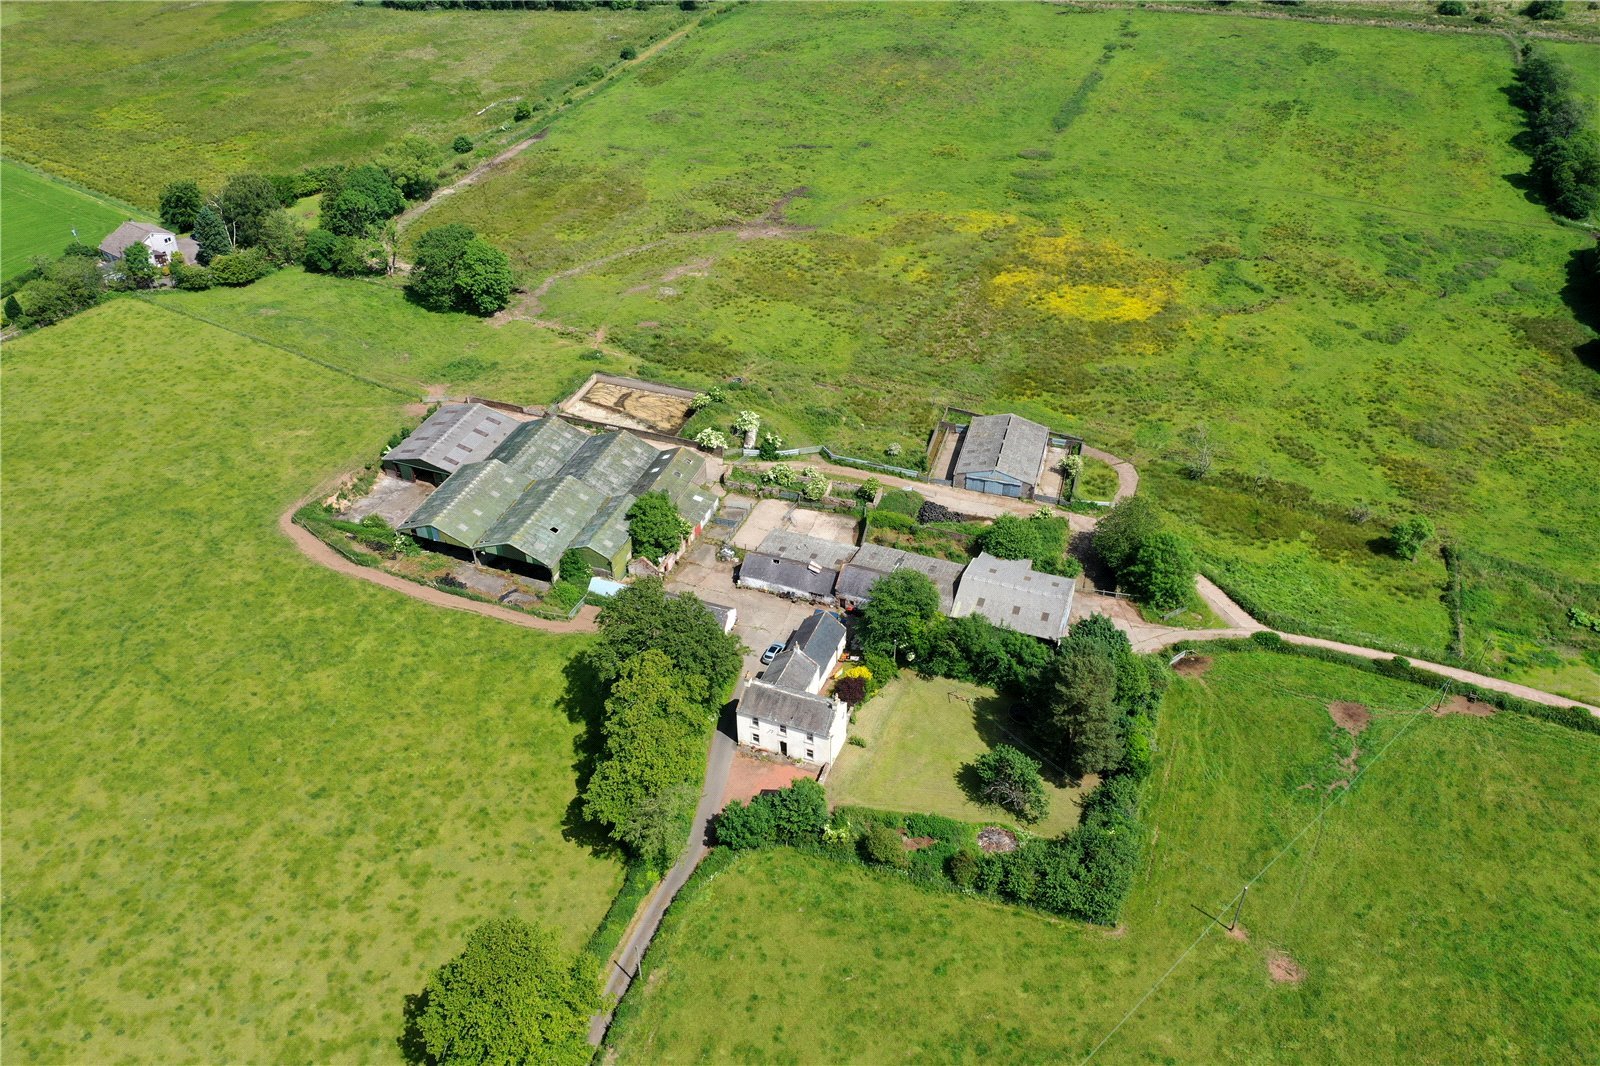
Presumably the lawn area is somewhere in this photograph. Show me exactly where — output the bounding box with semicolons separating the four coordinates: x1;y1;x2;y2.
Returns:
0;159;145;279
414;2;1600;695
827;676;1089;837
0;1;688;206
0;298;622;1062
607;650;1600;1063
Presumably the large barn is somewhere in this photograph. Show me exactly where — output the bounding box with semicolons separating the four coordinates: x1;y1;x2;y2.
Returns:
951;413;1051;499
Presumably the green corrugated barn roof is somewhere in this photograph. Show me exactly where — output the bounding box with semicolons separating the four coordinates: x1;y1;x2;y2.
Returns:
631;446;711;520
491;417;588;480
397;459;528;547
572;493;636;562
560;432;660;497
477;475;605;567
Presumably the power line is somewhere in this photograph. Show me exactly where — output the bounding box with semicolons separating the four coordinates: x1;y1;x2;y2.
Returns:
1078;640;1492;1065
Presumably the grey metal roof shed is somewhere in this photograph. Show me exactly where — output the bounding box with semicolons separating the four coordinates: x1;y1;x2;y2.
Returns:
384;403;519;482
950;551;1075;641
953;413;1050;495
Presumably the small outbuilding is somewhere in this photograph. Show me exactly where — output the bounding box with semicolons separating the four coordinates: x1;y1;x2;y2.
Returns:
836;543;965;613
736;554;840;602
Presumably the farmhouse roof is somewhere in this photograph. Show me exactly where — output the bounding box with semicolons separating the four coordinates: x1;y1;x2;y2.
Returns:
98;221;167;257
737;680;839;735
755;530;858;571
951;552;1075;641
560;431;661;497
837;543;964;612
385;403;519;477
791;609;846;664
763;645;821;692
397;459;527;545
491;417;587;480
737;554;839;598
954;413;1050;485
477;475;605;566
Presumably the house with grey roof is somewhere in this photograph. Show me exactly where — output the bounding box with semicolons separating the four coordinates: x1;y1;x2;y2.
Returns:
836;543;965;613
736;553;841;602
952;413;1051;500
950;552;1076;641
99;221;200;267
383;403;519;485
735;610;850;765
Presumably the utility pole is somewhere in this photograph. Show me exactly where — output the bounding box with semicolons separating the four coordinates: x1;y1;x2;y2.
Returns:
1229;885;1248;932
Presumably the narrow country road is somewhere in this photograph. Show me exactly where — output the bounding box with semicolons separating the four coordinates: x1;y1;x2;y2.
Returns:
588;726;735;1045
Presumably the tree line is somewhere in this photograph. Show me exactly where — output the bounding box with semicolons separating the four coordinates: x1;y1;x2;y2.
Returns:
1512;47;1600;221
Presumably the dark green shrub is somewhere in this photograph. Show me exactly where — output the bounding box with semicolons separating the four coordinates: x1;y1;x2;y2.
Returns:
172;262;215;291
1524;0;1565;18
947;850;980;888
715;798;777;849
860;823;909;867
620;45;638;60
1436;0;1466;13
208;247;275;286
513;100;533;121
558;549;593;587
767;779;828;843
452;135;474;154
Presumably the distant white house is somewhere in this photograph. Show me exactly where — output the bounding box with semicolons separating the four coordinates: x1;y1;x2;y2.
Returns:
98;221;200;267
735;610;850;765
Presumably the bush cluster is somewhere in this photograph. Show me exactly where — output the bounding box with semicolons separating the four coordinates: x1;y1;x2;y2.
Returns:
1093;496;1196;611
405;223;515;315
1512;48;1600;219
975;512;1080;576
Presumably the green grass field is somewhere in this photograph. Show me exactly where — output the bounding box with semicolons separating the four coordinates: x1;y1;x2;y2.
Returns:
408;2;1600;696
607;650;1600;1063
0;1;688;206
0;160;145;279
0;298;622;1062
828;676;1090;836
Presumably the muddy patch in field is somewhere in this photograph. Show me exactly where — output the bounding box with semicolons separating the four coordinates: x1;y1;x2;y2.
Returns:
1267;950;1306;984
901;833;937;851
1226;923;1250;942
1435;694;1496;718
1174;654;1213;678
1327;700;1371;735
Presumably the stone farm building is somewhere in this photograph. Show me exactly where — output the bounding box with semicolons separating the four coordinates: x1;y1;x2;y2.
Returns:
950;552;1076;641
99;221;200;268
736;610;850;765
390;406;715;581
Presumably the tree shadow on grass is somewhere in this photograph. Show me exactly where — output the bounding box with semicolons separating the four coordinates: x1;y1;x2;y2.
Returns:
556;652;624;858
967;692;1075;789
1561;243;1600;374
396;991;430;1066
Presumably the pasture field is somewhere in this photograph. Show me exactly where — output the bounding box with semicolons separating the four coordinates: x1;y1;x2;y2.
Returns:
413;3;1600;697
0;160;145;279
0;1;687;205
0;299;621;1062
607;650;1600;1064
827;676;1090;837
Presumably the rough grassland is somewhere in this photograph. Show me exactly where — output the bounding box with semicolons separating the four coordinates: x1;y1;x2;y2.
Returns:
827;676;1090;836
608;651;1600;1064
0;160;147;279
0;1;686;205
0;299;620;1063
416;3;1600;695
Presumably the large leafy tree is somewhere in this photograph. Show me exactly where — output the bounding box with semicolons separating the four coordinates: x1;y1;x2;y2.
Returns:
158;180;204;232
218;173;283;248
1092;494;1159;575
1124;530;1195;611
407;223;478;311
454;239;514;315
319;164;406;237
969;744;1050;822
582;650;708;869
378;134;444;201
191;205;231;265
120;239;156;289
626;491;691;563
587;578;742;702
858;568;940;660
413;917;598;1066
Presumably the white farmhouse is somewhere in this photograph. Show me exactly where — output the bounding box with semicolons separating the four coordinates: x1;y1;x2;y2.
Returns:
99;221;200;267
735;610;850;765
